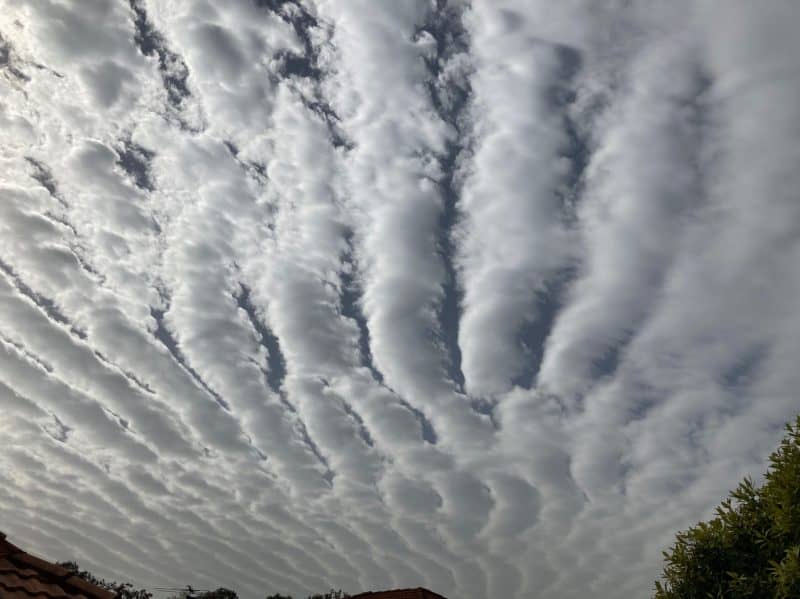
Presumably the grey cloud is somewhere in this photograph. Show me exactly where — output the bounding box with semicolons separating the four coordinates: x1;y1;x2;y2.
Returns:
2;1;800;599
80;60;135;108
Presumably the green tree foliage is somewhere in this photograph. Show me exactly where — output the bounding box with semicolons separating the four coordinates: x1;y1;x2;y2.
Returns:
654;415;800;598
58;561;153;599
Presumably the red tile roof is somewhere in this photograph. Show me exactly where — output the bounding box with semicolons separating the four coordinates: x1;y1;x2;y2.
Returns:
0;532;115;599
350;589;448;599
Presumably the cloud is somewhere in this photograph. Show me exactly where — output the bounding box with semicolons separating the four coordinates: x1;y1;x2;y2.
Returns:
1;1;799;599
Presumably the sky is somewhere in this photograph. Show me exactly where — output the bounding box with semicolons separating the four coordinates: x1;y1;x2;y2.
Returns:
0;1;799;598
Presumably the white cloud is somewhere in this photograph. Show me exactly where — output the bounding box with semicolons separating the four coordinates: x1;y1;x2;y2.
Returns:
1;1;799;599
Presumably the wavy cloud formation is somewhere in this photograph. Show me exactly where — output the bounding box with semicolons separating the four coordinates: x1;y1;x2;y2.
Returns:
1;1;799;598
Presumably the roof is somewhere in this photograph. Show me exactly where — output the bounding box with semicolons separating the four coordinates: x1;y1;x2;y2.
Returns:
0;532;115;599
350;589;448;599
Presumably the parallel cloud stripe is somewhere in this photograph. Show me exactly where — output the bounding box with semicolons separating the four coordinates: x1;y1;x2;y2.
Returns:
1;1;800;599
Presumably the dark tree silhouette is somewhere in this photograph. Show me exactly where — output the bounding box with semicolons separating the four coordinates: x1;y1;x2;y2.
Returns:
266;590;348;599
58;562;153;599
305;591;349;599
197;589;238;599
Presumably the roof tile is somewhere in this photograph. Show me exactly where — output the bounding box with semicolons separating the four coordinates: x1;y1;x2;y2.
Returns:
9;555;70;580
61;577;113;599
1;590;44;599
0;533;115;599
0;573;70;598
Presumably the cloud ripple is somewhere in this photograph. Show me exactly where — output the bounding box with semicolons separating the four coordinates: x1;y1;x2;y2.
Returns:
1;1;799;598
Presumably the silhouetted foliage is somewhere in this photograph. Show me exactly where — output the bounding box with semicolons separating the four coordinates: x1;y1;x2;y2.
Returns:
653;415;800;598
265;590;348;599
306;591;349;599
58;562;153;599
197;588;238;599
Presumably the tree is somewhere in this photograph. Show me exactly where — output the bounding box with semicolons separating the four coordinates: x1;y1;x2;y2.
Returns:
305;591;349;599
59;562;153;599
197;589;238;599
653;414;800;598
265;590;348;599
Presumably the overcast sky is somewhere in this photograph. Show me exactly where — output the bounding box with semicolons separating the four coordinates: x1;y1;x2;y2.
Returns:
1;1;799;598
